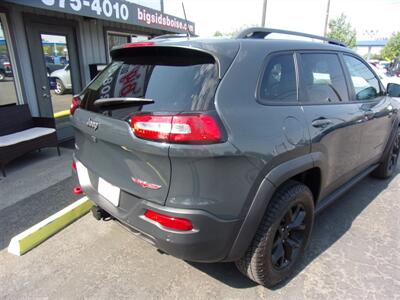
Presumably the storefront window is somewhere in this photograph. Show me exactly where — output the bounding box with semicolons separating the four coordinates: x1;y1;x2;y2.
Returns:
0;16;19;106
108;32;131;54
107;31;149;61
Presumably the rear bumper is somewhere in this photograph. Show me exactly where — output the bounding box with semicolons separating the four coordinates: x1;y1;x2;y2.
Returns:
82;183;241;263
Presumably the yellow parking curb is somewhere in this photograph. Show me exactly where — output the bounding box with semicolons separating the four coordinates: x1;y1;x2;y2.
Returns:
54;110;70;119
8;197;92;256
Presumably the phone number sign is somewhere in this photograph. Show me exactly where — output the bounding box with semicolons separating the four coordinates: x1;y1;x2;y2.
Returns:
4;0;195;34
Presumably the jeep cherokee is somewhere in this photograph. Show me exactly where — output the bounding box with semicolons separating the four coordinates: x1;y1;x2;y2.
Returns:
71;28;400;287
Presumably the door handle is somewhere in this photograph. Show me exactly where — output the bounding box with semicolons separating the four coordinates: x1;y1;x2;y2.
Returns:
311;118;333;128
363;110;374;120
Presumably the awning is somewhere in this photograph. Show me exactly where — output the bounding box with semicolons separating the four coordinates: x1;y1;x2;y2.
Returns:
3;0;195;34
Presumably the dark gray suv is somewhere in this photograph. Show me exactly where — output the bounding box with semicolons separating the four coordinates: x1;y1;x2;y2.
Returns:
71;28;400;287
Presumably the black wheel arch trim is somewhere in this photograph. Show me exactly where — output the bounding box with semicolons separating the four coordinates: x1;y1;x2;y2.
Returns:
225;153;317;261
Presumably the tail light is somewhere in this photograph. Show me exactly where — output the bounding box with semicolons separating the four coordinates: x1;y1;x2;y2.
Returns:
130;113;222;144
144;209;193;231
70;96;80;115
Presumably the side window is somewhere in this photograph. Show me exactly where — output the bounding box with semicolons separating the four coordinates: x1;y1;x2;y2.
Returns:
259;53;297;103
299;53;349;103
343;55;382;101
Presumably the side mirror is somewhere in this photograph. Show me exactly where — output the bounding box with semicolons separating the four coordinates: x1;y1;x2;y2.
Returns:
356;86;377;100
387;83;400;97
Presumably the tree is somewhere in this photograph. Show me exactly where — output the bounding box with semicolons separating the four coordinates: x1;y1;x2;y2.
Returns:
327;13;356;48
381;32;400;62
213;31;223;37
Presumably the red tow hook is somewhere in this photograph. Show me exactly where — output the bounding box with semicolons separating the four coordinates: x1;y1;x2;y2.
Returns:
72;161;82;195
73;185;82;195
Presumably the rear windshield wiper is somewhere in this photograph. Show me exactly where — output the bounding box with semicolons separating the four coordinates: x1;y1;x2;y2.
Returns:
93;97;154;107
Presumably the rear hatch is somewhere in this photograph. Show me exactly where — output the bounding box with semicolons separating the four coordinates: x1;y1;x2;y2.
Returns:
72;43;234;205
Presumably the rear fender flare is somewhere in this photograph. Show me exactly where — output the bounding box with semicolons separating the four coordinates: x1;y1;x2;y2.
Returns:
225;154;316;261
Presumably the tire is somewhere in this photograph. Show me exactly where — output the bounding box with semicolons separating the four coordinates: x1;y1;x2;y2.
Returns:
0;70;5;81
54;79;65;95
235;180;314;288
371;127;400;179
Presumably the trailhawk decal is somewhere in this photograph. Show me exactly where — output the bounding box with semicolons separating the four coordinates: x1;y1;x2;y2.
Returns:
132;177;162;190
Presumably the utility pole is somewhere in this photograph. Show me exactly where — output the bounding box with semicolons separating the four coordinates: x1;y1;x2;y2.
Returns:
160;0;164;12
323;0;331;37
261;0;268;27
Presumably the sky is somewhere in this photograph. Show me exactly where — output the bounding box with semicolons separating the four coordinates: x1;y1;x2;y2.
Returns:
163;0;400;40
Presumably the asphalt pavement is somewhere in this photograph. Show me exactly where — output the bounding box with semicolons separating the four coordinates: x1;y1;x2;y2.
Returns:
51;91;72;113
0;152;399;299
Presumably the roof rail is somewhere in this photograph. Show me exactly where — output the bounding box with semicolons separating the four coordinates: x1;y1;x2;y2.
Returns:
235;27;347;47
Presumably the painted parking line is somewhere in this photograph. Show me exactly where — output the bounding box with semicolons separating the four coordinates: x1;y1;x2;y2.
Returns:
54;109;70;119
8;196;92;256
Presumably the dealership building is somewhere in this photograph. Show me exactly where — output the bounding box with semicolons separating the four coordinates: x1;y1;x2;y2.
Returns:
0;0;194;140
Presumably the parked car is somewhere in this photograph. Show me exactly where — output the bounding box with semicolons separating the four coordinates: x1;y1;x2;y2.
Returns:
368;59;390;72
388;56;400;77
0;57;13;81
71;28;400;288
50;64;72;95
369;63;400;87
44;55;64;76
377;60;390;71
53;56;68;65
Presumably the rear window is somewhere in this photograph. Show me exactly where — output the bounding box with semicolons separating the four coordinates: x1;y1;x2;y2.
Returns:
259;53;297;103
80;49;219;118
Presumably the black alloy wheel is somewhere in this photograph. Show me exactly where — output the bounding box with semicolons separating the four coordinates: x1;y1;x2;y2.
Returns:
271;203;307;270
387;130;400;173
236;181;314;288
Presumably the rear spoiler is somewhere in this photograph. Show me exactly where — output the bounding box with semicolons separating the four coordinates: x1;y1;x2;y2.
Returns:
110;41;240;79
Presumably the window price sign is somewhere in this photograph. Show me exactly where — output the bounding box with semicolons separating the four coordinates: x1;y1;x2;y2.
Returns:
4;0;195;34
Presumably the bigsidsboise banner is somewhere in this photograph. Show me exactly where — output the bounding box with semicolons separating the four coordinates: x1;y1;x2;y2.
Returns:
4;0;195;34
137;8;194;34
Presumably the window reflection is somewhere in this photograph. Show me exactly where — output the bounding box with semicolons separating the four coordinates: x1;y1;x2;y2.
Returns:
41;34;72;114
0;18;18;106
343;55;381;101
